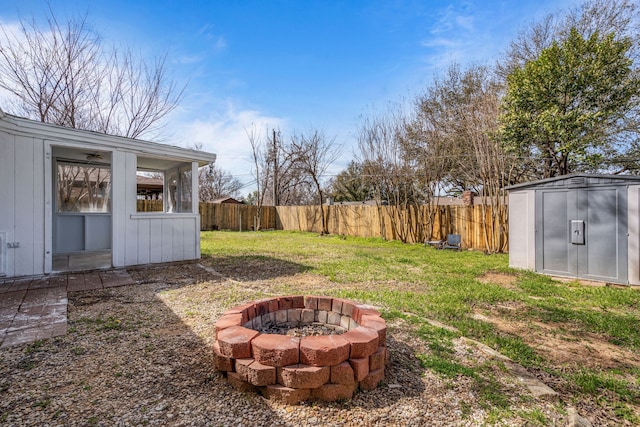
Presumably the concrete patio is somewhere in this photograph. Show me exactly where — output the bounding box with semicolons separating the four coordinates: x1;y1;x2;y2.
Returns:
0;269;135;348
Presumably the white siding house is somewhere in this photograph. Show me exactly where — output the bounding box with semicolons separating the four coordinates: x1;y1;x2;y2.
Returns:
0;109;216;278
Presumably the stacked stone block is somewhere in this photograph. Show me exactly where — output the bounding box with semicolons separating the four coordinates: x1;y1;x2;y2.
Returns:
213;295;388;404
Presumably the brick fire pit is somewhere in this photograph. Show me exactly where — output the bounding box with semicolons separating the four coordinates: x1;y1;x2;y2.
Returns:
212;295;388;404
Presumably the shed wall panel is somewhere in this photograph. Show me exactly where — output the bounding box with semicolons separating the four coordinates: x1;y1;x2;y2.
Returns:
136;219;151;265
161;218;174;263
13;136;44;276
185;217;196;260
538;190;574;276
172;218;184;261
32;140;45;274
628;186;640;285
192;216;200;259
149;219;163;263
124;152;138;266
111;150;127;268
43;142;52;274
582;188;621;280
14;136;37;276
508;190;535;270
0;133;15;277
0;232;6;276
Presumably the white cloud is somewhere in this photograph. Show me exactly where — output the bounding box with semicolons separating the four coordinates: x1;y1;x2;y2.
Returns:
418;4;497;75
173;103;288;190
418;0;579;77
455;15;474;32
429;5;473;35
178;54;204;64
0;19;33;47
421;37;461;49
196;23;227;52
213;36;227;51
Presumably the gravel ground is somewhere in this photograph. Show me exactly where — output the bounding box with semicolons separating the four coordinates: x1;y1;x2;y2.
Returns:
0;263;571;426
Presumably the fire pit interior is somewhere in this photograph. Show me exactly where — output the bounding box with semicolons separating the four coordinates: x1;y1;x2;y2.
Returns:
213;295;388;404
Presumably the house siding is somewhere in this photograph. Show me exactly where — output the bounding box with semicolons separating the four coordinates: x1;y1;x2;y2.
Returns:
0;131;16;277
0;112;213;278
0;132;47;277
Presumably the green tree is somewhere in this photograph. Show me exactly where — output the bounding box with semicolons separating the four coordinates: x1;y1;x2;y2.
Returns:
328;161;372;202
501;28;640;177
244;191;257;205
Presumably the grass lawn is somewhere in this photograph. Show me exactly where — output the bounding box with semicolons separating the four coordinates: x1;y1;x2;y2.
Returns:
202;230;640;425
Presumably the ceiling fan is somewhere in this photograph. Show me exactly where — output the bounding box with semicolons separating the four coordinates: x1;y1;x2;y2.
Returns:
85;152;104;161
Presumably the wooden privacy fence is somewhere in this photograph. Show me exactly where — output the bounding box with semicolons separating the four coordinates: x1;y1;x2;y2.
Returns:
199;203;278;231
275;204;508;252
135;201;279;231
138;201;508;251
136;199;163;212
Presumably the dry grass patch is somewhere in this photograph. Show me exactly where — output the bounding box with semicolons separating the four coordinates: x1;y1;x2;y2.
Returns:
478;271;518;289
474;310;640;371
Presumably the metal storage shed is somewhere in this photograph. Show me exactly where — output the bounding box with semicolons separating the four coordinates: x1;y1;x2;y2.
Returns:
507;174;640;285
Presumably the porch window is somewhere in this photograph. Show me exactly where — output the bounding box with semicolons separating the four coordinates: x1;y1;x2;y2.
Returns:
136;171;164;212
56;163;112;213
166;166;192;213
136;157;193;213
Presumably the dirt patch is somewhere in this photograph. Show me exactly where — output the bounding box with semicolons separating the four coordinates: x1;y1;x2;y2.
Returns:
474;310;640;370
477;271;518;289
201;255;310;281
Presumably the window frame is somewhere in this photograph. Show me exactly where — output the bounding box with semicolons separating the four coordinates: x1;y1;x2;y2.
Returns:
136;157;194;214
55;160;112;214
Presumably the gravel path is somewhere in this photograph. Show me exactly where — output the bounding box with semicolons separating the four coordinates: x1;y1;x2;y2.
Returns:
0;263;571;426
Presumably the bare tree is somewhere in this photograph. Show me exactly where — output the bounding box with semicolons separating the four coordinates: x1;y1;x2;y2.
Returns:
198;163;243;202
56;162;111;213
0;10;182;139
266;129;310;206
357;110;425;243
408;64;519;252
247;126;272;230
288;129;341;235
358;65;518;250
246;127;320;208
406;70;473;240
452;66;515;253
411;64;490;194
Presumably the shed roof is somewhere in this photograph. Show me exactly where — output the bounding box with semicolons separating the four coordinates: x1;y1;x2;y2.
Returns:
506;173;640;191
212;197;242;204
0;109;216;166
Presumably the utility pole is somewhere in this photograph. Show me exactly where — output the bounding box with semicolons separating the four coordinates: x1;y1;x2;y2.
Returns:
272;129;279;206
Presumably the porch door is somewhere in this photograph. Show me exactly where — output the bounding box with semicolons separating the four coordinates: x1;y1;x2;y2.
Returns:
53;158;112;253
535;187;627;283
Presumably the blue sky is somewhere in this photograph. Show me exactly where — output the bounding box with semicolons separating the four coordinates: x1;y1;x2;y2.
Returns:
0;0;576;193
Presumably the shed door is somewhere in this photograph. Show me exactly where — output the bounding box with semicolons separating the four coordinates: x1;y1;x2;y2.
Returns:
536;187;627;283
